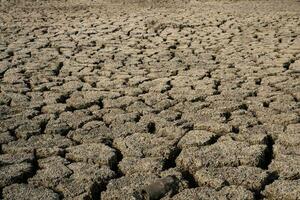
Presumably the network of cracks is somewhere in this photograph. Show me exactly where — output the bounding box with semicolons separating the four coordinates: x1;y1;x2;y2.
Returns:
0;0;300;199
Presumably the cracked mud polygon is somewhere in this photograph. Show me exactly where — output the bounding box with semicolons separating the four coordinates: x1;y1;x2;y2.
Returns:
0;0;300;199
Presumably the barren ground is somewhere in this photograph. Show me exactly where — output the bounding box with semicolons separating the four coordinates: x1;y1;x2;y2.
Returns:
0;0;300;199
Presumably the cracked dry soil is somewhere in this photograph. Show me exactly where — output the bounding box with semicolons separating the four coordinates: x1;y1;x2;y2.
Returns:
0;0;300;199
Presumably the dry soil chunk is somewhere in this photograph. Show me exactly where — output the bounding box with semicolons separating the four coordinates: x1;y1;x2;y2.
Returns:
42;103;67;114
263;180;300;200
286;124;300;134
178;130;216;149
59;110;95;129
219;132;268;145
45;119;71;135
194;121;232;135
118;157;164;175
277;133;300;147
57;162;115;199
29;156;72;188
114;132;176;158
101;173;160;200
169;185;254;200
0;152;34;165
68;162;115;185
2;134;74;158
15;121;42;139
269;112;299;126
176;140;267;173
2;183;60;200
269;154;300;180
0;162;33;187
62;80;83;92
195;166;269;191
0;131;15;144
273;143;300;156
67;121;111;143
66;91;102;109
66;91;120;110
0;93;11;105
66;143;117;167
56;178;96;199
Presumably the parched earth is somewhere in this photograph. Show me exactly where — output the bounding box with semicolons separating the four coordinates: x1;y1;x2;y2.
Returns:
0;0;300;199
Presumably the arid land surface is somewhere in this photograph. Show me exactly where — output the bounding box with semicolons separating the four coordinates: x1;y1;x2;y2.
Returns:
0;0;300;199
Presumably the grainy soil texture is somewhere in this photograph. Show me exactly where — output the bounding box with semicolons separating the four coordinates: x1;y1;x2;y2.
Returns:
0;0;300;199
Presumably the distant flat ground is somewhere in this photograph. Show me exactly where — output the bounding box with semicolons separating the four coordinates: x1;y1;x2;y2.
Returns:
0;0;300;199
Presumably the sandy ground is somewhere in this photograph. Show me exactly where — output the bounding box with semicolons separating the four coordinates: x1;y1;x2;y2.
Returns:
0;0;300;199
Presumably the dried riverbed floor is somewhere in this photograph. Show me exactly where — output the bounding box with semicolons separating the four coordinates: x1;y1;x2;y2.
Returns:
0;0;300;199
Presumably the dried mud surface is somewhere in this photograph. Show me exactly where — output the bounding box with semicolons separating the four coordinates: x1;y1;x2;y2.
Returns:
0;0;300;199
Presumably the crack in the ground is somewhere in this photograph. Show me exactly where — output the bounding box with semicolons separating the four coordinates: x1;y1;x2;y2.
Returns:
97;142;124;200
254;171;279;200
181;170;199;189
255;134;278;199
161;127;221;193
260;135;274;170
163;147;181;170
1;1;300;199
25;150;39;185
0;188;3;200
